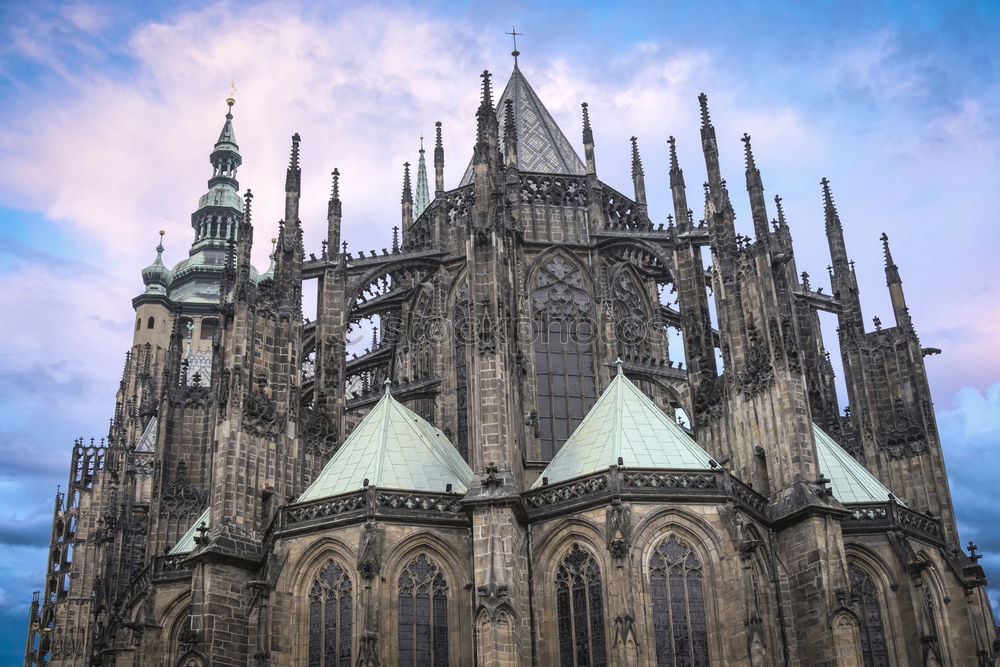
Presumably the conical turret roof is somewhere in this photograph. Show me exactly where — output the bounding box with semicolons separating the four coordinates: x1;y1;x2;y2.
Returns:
298;385;474;501
460;65;586;185
533;363;716;487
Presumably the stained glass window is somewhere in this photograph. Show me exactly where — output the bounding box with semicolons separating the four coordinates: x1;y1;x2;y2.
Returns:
307;559;353;667
531;256;597;459
398;553;449;666
555;544;607;667
649;535;710;667
848;564;889;667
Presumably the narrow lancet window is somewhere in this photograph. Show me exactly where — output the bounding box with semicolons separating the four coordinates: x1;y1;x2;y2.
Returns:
649;535;710;667
848;563;889;667
531;256;597;459
555;543;607;667
398;553;449;666
307;559;353;667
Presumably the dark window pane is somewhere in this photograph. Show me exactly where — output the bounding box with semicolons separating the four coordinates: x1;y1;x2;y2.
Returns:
650;536;710;667
556;544;606;667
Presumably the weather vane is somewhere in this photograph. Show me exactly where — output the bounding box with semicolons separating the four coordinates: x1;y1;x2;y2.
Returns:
227;79;237;107
506;26;522;65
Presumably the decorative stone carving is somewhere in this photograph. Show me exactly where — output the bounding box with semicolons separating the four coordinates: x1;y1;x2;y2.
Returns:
740;323;773;398
242;379;284;438
531;256;591;319
605;501;632;559
613;613;637;647
300;405;338;457
160;467;206;519
357;521;384;580
878;399;927;458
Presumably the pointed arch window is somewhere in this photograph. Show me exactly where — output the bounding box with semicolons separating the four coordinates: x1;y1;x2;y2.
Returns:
531;256;598;459
555;543;607;667
398;553;449;666
848;563;889;667
649;535;710;667
308;559;353;667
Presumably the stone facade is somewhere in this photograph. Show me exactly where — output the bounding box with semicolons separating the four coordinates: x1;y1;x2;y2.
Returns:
23;61;998;667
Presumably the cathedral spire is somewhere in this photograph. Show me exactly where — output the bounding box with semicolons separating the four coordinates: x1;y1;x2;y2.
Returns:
474;70;498;167
415;137;430;217
401;162;413;228
630;136;647;214
881;232;901;286
189;98;244;253
434;121;445;194
582;102;596;175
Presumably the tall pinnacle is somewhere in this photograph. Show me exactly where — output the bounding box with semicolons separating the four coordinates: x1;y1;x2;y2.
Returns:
582;102;596;175
415;137;430;217
503;99;518;169
630;136;646;209
434;121;445;193
821;177;841;233
401;162;413;228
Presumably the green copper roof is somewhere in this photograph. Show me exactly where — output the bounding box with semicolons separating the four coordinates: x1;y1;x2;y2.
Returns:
533;364;715;488
460;65;586;186
169;508;208;554
813;425;900;505
298;386;474;502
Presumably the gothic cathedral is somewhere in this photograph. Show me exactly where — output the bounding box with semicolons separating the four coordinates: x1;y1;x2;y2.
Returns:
23;56;999;666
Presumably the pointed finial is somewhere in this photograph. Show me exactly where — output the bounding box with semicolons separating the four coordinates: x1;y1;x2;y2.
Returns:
156;229;165;255
480;70;493;109
419;135;424;152
225;83;235;118
330;168;340;201
774;194;787;227
402;162;412;204
698;93;711;128
504;99;517;139
741;133;757;171
384;378;392;395
615;357;623;376
668;136;679;171
243;189;253;221
435;121;443;149
821;177;841;230
630;136;643;177
881;232;901;284
392;226;399;252
581;102;593;142
289;133;301;169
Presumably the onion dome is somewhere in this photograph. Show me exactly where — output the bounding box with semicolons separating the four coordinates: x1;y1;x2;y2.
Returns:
141;230;172;294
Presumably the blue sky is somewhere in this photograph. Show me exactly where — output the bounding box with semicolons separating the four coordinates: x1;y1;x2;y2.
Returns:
1;0;999;663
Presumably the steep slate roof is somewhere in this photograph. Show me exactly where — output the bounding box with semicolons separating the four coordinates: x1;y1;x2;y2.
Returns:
814;425;900;505
533;364;716;488
459;65;586;185
298;386;475;501
169;508;208;555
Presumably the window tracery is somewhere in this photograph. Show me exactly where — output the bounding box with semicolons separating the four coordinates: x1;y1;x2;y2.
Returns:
555;543;607;667
848;564;889;667
307;559;353;667
531;256;597;459
611;268;651;360
398;553;449;666
649;535;710;667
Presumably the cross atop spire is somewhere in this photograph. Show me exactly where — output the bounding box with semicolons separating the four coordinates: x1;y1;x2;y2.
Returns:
506;26;522;66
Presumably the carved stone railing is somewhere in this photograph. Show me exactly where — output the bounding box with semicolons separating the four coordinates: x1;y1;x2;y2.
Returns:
729;476;770;519
519;173;589;207
524;467;727;519
278;486;467;536
842;501;944;544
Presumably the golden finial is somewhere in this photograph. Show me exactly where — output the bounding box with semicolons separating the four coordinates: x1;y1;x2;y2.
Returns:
226;79;237;108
